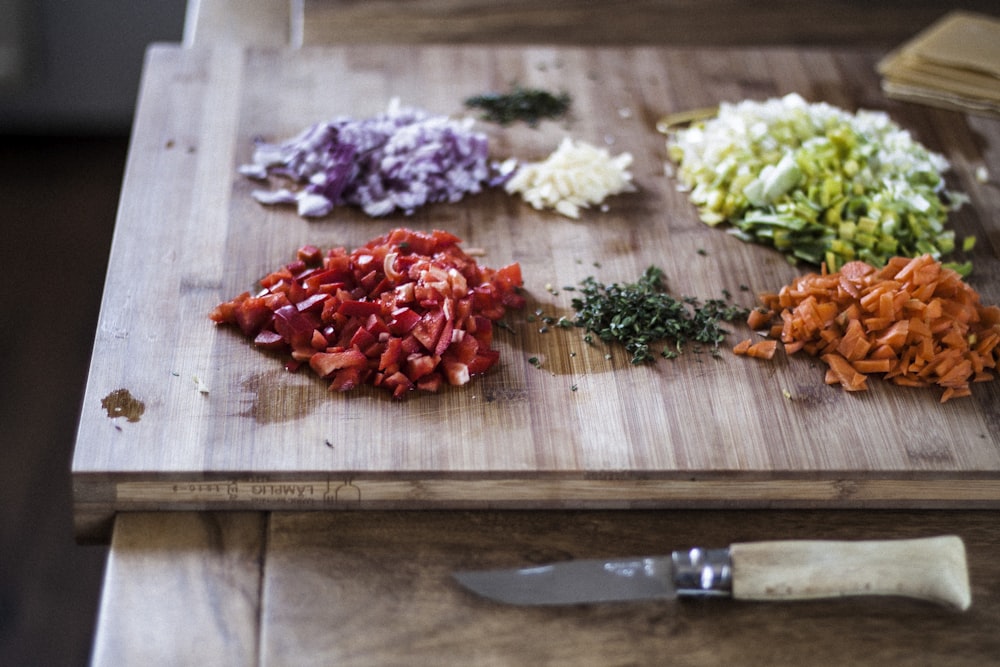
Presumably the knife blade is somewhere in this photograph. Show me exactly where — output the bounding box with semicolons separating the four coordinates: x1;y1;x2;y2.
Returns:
453;535;971;610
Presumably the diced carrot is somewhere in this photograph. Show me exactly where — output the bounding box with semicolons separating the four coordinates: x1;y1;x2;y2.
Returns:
892;254;927;283
859;283;888;313
737;253;1000;402
783;340;805;354
940;387;972;403
840;260;875;282
868;344;897;360
875;320;909;349
822;353;868;391
940;329;967;350
733;339;752;355
937;358;972;387
746;340;778;359
908;317;932;340
977;332;999;357
878;291;895;320
852;359;891;374
836;318;871;361
891;375;929;387
746;308;772;331
862;317;893;332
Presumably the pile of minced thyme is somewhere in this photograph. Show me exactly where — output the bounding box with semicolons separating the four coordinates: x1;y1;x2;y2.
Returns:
464;85;571;126
570;266;748;363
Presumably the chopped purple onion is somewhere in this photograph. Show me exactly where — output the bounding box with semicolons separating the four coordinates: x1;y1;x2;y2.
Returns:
241;99;497;218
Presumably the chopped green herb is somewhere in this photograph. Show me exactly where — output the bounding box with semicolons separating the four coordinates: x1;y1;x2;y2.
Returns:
528;356;542;368
464;85;571;126
570;266;749;364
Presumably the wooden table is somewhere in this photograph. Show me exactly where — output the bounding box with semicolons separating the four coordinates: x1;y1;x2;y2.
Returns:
85;2;1000;664
92;509;999;666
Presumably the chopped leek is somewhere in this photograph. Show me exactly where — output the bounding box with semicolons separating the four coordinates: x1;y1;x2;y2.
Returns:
667;93;970;273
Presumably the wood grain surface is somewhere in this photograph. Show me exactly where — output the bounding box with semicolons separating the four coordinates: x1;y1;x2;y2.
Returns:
90;512;265;666
71;44;1000;538
298;0;1000;48
91;509;1000;667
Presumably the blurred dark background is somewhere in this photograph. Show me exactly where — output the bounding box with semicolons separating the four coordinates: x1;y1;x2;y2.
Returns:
1;2;186;664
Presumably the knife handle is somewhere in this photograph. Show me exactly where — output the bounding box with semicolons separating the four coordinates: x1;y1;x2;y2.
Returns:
729;535;971;610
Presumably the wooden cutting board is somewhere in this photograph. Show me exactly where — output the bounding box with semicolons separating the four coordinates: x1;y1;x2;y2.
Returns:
72;44;1000;539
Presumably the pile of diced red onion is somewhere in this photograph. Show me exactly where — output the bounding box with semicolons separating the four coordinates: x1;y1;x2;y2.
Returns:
239;99;500;218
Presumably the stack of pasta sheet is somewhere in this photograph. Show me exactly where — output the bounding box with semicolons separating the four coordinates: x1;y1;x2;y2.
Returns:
878;11;1000;118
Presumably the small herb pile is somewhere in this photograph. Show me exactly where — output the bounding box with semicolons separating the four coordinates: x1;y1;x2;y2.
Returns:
571;266;748;364
464;86;571;126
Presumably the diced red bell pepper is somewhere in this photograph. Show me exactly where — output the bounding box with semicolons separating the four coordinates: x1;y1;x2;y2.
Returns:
259;266;294;290
442;360;470;386
338;299;382;318
446;330;480;364
434;316;455;356
334;317;364;349
493;263;523;291
405;353;440;381
304;269;346;292
329;366;364;392
310;348;368;379
379;336;403;372
467;349;500;376
253;329;285;350
349;324;378;352
311;329;329;350
211;228;525;399
412;310;445;352
297;244;323;266
296;293;328;314
235;296;272;336
322;253;352;278
416;373;443;393
400;334;424;356
273;304;319;348
382;371;414;399
388;307;421;335
364;313;390;337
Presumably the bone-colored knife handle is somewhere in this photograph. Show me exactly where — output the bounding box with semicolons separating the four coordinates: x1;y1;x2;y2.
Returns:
729;536;971;610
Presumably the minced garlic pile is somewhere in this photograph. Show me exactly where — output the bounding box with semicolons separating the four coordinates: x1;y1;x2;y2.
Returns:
504;137;634;219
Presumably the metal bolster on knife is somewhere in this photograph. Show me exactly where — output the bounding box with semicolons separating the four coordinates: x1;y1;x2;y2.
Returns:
672;547;733;597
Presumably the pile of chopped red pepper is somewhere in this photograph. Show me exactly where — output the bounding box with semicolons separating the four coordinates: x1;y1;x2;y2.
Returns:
209;228;525;398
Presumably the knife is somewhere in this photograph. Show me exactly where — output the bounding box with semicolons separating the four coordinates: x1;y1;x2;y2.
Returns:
453;535;971;610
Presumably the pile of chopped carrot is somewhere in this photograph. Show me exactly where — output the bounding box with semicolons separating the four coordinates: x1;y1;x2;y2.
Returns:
734;254;1000;402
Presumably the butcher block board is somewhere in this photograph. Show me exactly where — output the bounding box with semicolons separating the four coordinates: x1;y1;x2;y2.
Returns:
72;44;1000;538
